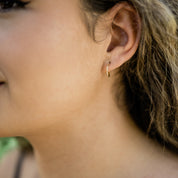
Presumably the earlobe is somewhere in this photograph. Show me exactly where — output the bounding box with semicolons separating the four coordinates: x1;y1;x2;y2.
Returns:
103;2;141;73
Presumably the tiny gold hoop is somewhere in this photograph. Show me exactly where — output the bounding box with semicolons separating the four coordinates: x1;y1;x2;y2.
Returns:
106;61;111;78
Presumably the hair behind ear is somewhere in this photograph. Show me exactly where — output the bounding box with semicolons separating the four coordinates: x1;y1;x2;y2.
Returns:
80;0;178;154
116;0;178;153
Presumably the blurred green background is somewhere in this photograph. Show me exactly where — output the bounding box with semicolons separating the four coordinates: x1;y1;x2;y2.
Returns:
0;137;19;160
0;137;33;161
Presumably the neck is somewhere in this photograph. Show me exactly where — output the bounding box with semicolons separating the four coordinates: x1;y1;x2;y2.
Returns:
25;79;178;178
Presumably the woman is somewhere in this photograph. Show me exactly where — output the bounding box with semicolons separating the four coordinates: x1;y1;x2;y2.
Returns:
0;0;177;177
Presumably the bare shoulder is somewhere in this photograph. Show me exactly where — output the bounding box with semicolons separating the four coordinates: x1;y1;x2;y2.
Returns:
0;148;20;178
0;148;39;178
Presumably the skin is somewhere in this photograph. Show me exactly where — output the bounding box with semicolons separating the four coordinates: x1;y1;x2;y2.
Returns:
0;0;178;178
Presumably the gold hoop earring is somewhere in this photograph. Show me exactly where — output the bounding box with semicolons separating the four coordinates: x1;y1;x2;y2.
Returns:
106;61;111;78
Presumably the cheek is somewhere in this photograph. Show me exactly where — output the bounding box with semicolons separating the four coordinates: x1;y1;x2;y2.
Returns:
0;13;101;135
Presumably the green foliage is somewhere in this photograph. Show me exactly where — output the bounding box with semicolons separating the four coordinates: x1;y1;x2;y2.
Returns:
15;137;33;153
0;137;19;160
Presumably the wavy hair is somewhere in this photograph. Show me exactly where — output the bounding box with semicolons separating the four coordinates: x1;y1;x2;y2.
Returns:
79;0;178;153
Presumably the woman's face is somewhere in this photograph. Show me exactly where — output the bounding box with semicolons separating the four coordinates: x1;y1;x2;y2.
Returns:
0;0;108;136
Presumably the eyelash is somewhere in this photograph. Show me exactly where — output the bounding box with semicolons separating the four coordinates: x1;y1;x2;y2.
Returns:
0;0;30;13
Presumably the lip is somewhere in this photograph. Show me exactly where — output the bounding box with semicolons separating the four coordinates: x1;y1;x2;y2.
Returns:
0;71;6;86
0;81;5;86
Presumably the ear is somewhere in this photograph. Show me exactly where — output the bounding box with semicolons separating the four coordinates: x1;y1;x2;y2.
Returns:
101;2;141;74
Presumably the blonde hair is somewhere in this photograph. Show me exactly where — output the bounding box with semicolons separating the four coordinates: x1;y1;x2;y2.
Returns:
80;0;178;153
